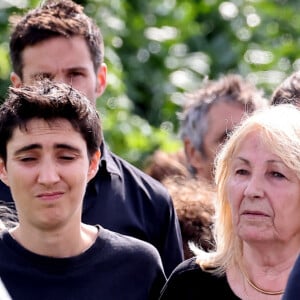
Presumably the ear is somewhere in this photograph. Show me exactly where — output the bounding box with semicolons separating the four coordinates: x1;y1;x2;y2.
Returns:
87;149;101;182
183;138;205;175
0;159;9;187
95;63;107;97
10;72;23;88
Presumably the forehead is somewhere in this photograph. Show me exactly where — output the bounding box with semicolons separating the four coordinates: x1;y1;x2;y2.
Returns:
22;36;93;73
8;118;84;146
231;131;277;160
20;118;74;132
208;101;245;124
205;101;245;141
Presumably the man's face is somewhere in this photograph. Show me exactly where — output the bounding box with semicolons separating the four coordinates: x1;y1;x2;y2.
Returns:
0;118;99;230
11;36;107;106
188;101;245;182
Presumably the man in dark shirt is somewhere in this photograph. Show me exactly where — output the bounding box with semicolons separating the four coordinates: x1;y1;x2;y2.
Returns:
4;0;183;276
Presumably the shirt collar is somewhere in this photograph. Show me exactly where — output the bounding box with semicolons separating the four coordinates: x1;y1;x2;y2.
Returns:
86;142;121;196
99;142;121;177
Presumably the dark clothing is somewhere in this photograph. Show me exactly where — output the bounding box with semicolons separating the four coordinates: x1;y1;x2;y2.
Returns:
0;143;183;276
159;257;241;299
282;253;300;299
0;227;166;300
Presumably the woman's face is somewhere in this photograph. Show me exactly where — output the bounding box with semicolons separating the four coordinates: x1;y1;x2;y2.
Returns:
227;131;300;244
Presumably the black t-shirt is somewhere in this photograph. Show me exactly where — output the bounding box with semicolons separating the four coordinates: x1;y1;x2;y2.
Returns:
0;142;183;276
0;227;166;300
159;257;241;299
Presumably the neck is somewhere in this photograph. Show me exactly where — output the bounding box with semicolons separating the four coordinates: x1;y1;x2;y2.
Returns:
10;223;98;257
243;240;300;265
240;267;284;296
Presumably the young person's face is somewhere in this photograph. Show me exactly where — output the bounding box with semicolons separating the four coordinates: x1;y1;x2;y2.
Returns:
0;118;100;230
11;36;107;106
227;131;300;245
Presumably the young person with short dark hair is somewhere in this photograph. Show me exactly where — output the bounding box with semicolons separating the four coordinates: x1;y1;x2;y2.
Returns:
0;81;166;300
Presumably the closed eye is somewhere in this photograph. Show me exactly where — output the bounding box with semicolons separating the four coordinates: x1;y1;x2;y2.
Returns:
68;70;86;79
19;157;36;162
59;155;76;161
71;71;84;76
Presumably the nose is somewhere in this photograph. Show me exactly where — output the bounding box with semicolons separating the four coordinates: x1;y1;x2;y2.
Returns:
243;174;264;199
37;159;60;186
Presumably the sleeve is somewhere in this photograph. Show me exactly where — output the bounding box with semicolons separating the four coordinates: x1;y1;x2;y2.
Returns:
159;192;184;277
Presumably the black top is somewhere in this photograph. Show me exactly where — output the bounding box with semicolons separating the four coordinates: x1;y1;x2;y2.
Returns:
0;142;183;276
0;227;166;300
159;257;241;299
282;253;300;299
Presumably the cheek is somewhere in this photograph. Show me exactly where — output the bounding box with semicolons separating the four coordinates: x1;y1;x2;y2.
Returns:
279;189;300;218
6;164;33;184
69;80;87;93
68;163;91;186
226;178;243;212
275;196;300;239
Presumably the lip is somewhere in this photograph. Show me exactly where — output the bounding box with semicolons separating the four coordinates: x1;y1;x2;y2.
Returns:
242;210;269;217
36;192;64;201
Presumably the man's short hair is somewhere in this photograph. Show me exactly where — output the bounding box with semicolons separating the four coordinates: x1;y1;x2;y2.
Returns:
9;0;104;78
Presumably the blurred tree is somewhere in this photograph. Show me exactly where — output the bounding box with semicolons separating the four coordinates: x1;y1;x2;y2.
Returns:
1;0;300;167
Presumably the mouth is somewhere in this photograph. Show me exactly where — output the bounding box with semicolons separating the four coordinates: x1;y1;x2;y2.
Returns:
36;192;64;201
242;210;269;217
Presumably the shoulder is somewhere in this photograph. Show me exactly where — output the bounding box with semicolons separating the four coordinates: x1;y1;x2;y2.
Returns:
99;227;162;263
168;257;227;284
0;230;10;244
159;257;203;299
103;147;172;202
0;230;18;259
167;257;202;279
282;254;300;299
159;257;240;299
0;231;6;244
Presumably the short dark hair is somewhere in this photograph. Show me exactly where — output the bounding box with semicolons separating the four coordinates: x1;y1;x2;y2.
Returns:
0;80;102;163
9;0;104;78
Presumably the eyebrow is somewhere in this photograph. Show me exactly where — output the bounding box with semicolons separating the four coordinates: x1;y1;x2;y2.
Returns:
30;67;88;79
234;157;247;162
233;157;284;165
14;143;81;156
66;67;88;72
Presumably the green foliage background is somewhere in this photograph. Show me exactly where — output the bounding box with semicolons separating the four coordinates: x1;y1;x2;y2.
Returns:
1;0;299;168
